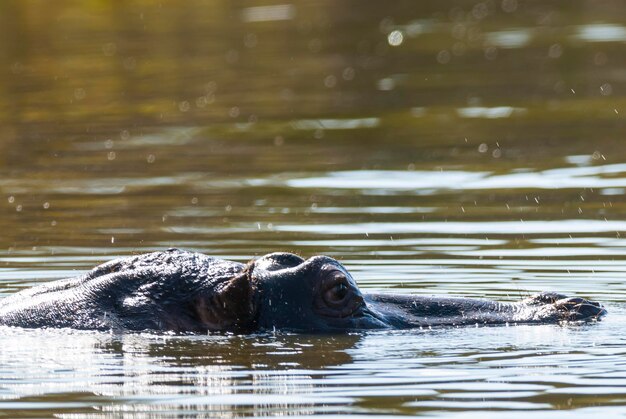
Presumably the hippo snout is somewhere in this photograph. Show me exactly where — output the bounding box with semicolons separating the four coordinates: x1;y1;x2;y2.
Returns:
524;292;607;322
555;297;607;321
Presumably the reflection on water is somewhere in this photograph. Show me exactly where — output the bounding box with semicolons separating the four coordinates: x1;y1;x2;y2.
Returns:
279;164;626;191
457;106;526;118
2;0;626;416
574;23;626;42
0;314;625;416
485;29;533;48
291;118;381;130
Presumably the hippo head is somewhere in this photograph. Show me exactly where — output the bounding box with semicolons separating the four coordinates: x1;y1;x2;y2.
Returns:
248;252;389;332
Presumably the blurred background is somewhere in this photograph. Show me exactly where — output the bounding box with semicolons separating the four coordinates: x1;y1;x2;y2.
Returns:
2;1;626;416
3;0;626;294
2;0;626;298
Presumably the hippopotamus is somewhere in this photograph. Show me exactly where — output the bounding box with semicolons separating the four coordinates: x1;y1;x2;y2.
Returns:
0;249;606;333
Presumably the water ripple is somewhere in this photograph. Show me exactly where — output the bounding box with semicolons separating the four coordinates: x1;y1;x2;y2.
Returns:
278;164;626;192
275;220;626;235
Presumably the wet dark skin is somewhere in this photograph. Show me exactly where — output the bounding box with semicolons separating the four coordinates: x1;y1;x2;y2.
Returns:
0;249;607;333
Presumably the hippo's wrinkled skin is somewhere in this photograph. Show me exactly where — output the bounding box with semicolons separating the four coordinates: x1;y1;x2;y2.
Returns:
0;249;606;333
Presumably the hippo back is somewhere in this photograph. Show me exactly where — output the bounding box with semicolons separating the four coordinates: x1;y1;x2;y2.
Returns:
0;249;246;332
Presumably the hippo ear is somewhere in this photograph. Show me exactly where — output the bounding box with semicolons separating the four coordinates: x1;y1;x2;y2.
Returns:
194;265;257;332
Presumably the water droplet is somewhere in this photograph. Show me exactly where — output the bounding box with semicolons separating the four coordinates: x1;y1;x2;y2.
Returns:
600;83;613;96
387;30;404;46
472;2;489;19
484;47;497;60
501;0;518;13
74;88;86;100
196;96;208;108
102;43;117;56
178;101;191;112
548;43;563;58
43;202;50;209
205;81;217;93
123;57;136;70
437;50;451;64
146;154;156;163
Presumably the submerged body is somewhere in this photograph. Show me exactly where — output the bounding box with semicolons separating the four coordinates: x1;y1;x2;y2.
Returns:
0;249;606;333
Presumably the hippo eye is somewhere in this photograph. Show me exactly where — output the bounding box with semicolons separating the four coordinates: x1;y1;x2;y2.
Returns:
334;283;348;299
314;271;363;318
324;280;350;305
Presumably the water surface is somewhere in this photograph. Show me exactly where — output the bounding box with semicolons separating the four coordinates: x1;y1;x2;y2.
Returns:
1;0;626;417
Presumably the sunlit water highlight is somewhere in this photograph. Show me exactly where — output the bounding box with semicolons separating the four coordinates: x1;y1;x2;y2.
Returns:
0;312;624;417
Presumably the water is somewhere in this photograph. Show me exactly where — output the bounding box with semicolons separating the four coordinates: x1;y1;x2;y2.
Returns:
2;0;626;417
